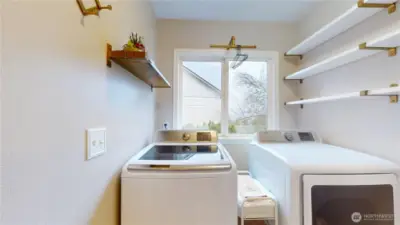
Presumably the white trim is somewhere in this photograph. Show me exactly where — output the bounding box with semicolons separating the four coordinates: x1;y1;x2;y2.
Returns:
172;51;182;128
173;49;280;132
221;58;229;135
268;52;280;130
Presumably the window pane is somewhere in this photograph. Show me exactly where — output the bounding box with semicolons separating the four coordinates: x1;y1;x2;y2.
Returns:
228;61;268;134
181;61;222;133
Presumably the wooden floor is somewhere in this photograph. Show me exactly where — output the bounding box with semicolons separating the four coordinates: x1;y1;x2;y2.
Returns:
238;217;266;225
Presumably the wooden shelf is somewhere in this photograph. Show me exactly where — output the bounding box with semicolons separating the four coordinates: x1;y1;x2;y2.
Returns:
106;44;171;89
285;0;397;56
285;26;400;80
285;84;400;107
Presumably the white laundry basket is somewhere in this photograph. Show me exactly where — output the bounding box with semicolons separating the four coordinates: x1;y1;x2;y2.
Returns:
238;171;278;225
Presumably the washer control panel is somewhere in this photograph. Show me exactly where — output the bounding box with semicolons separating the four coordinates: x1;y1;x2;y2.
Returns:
156;130;218;143
257;130;320;143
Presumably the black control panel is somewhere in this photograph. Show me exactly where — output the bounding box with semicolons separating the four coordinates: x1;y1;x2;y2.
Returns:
298;132;314;141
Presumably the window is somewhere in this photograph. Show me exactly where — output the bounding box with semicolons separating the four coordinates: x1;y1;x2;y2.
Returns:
228;61;268;134
181;61;222;130
174;49;279;136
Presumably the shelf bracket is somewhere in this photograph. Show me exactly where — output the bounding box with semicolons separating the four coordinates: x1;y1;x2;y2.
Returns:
300;98;304;109
360;90;369;96
284;102;303;108
284;53;303;60
360;83;399;103
76;0;99;16
210;36;257;50
357;0;397;14
106;44;112;67
388;83;399;103
95;0;112;11
284;77;303;84
359;42;397;57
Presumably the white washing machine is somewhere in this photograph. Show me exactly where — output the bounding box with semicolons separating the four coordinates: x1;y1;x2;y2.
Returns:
121;130;237;225
249;130;400;225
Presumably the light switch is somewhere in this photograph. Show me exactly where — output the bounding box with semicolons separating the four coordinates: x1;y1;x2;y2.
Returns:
86;128;107;160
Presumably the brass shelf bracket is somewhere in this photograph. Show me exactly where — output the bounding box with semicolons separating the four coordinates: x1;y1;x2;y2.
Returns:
95;0;112;11
389;83;399;103
77;0;99;16
360;83;399;103
359;42;397;57
358;0;397;14
210;36;257;50
360;90;369;96
106;44;112;67
284;53;303;60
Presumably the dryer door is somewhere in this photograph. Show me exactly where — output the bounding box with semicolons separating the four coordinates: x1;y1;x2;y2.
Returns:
303;174;398;225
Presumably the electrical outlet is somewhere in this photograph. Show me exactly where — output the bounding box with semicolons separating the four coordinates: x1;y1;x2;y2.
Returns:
163;121;169;130
86;128;107;160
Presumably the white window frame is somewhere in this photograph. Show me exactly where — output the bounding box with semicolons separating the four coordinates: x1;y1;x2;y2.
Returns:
173;49;280;136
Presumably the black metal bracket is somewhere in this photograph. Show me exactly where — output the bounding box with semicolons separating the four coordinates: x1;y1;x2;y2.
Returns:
300;98;304;109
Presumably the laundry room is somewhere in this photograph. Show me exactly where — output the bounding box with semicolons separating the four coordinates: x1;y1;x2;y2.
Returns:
0;0;399;225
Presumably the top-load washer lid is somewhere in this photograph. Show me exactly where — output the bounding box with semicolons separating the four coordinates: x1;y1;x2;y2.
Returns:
251;130;400;173
140;145;222;161
128;144;232;171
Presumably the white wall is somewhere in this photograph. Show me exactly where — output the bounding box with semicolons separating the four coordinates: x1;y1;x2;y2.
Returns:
295;3;400;164
155;19;299;131
297;1;354;41
1;1;157;225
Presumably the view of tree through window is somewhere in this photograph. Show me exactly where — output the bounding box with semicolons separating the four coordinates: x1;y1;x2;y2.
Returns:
229;61;268;134
181;61;267;134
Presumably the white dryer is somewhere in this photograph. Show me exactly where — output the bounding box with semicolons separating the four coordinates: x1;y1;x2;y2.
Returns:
121;130;237;225
249;130;400;225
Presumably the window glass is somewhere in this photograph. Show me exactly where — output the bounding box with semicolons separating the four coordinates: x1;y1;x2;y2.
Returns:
181;61;222;133
228;61;268;134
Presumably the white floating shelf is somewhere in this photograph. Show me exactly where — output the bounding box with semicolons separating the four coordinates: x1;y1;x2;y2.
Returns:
286;0;397;56
285;27;400;80
285;85;400;106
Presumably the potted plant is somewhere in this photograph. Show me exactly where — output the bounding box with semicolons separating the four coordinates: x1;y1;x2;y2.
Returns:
123;33;145;52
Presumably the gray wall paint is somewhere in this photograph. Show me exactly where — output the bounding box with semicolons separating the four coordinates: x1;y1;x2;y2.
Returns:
1;1;157;224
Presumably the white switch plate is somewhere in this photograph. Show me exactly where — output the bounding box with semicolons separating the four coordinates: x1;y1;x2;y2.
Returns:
86;128;107;160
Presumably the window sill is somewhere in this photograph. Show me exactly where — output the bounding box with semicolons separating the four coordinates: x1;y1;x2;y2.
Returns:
218;135;254;145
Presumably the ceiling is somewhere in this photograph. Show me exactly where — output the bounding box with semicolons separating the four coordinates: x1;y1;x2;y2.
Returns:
150;0;323;22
